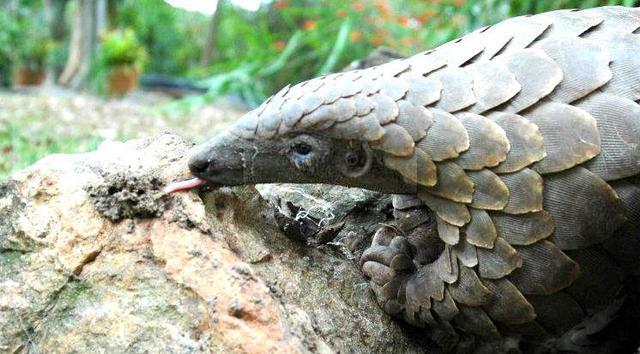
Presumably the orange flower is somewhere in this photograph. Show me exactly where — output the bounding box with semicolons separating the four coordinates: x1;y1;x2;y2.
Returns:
371;35;384;46
274;40;286;51
351;2;365;12
417;10;436;24
350;31;362;42
453;0;464;7
401;37;414;47
336;8;348;17
398;16;410;27
375;1;391;17
303;20;317;31
274;0;288;9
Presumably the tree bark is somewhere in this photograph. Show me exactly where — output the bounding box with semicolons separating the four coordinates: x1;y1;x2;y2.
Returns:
44;0;70;78
58;0;107;87
200;0;223;68
44;0;69;41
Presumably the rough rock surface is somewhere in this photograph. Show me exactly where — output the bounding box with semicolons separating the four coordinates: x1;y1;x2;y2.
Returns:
0;134;429;353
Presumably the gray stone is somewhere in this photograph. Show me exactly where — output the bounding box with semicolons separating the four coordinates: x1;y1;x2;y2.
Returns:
0;134;429;353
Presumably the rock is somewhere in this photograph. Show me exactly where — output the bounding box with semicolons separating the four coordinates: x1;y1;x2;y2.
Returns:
0;134;429;353
255;184;392;247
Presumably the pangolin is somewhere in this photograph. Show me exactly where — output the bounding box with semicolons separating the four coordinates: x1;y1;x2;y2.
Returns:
175;6;640;352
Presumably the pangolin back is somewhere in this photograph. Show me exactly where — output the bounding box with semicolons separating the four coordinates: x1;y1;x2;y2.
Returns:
230;6;640;350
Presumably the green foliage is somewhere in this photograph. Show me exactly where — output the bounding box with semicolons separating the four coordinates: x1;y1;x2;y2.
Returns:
0;13;20;61
17;29;55;71
13;6;52;70
2;0;640;100
172;2;374;110
88;29;148;95
99;29;148;71
0;12;20;86
48;39;69;70
180;0;639;109
114;0;208;75
0;4;52;81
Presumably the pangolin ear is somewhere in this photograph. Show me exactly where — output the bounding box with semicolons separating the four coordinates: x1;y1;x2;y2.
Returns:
337;142;373;178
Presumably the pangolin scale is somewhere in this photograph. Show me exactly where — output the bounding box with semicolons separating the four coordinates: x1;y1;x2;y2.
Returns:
185;6;640;352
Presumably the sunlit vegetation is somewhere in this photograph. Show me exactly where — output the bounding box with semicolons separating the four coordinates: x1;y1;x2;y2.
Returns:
1;0;638;178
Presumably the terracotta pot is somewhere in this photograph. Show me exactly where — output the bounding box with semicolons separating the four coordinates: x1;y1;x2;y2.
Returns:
107;66;139;96
13;66;45;86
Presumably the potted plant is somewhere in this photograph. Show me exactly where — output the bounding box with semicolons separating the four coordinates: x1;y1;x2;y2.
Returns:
12;25;52;86
99;29;148;96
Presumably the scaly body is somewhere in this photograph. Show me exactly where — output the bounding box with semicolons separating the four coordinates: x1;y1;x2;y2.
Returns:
184;6;640;352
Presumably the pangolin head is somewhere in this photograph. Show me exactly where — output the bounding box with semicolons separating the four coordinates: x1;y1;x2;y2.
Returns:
188;62;424;194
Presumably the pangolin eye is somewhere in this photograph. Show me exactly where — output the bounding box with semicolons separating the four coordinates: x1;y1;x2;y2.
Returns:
293;143;313;156
344;151;361;167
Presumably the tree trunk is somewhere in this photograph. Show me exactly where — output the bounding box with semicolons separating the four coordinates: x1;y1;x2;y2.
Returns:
200;0;223;68
58;0;108;88
44;0;70;78
44;0;69;41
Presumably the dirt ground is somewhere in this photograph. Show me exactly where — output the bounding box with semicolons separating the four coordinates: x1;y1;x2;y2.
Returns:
0;86;246;177
0;86;246;143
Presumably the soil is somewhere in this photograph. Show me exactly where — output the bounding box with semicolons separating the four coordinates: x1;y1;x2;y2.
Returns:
0;85;245;143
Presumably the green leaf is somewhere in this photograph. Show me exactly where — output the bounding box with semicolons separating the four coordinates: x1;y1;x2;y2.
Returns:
258;31;304;77
317;19;351;75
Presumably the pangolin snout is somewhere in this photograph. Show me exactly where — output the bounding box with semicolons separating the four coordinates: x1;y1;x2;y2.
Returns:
188;150;211;176
187;131;251;186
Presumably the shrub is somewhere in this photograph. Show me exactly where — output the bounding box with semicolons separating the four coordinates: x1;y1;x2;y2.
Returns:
0;12;20;86
99;29;148;72
179;0;640;110
17;30;54;71
115;0;207;75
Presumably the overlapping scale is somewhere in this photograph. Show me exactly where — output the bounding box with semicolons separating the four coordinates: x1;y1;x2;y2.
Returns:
577;93;640;180
467;169;509;210
467;61;521;114
483;278;535;325
527;102;600;174
370;123;415;156
499;168;544;214
432;68;477;113
384;149;437;187
436;215;460;246
454;113;510;170
394;100;433;141
489;113;545;174
416;109;470;162
544;167;625;250
464;208;497;248
491;211;555;246
495;48;563;113
534;8;603;38
418;191;471;227
398;72;443;107
423;161;474;203
534;36;612;103
239;6;640;345
508;241;580;295
598;33;640;101
477;237;523;279
452;235;477;267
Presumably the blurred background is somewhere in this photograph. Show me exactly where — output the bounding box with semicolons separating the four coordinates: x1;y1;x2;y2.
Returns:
1;0;638;179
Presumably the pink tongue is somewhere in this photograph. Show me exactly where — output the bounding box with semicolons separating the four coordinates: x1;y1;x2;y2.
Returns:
163;177;207;194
